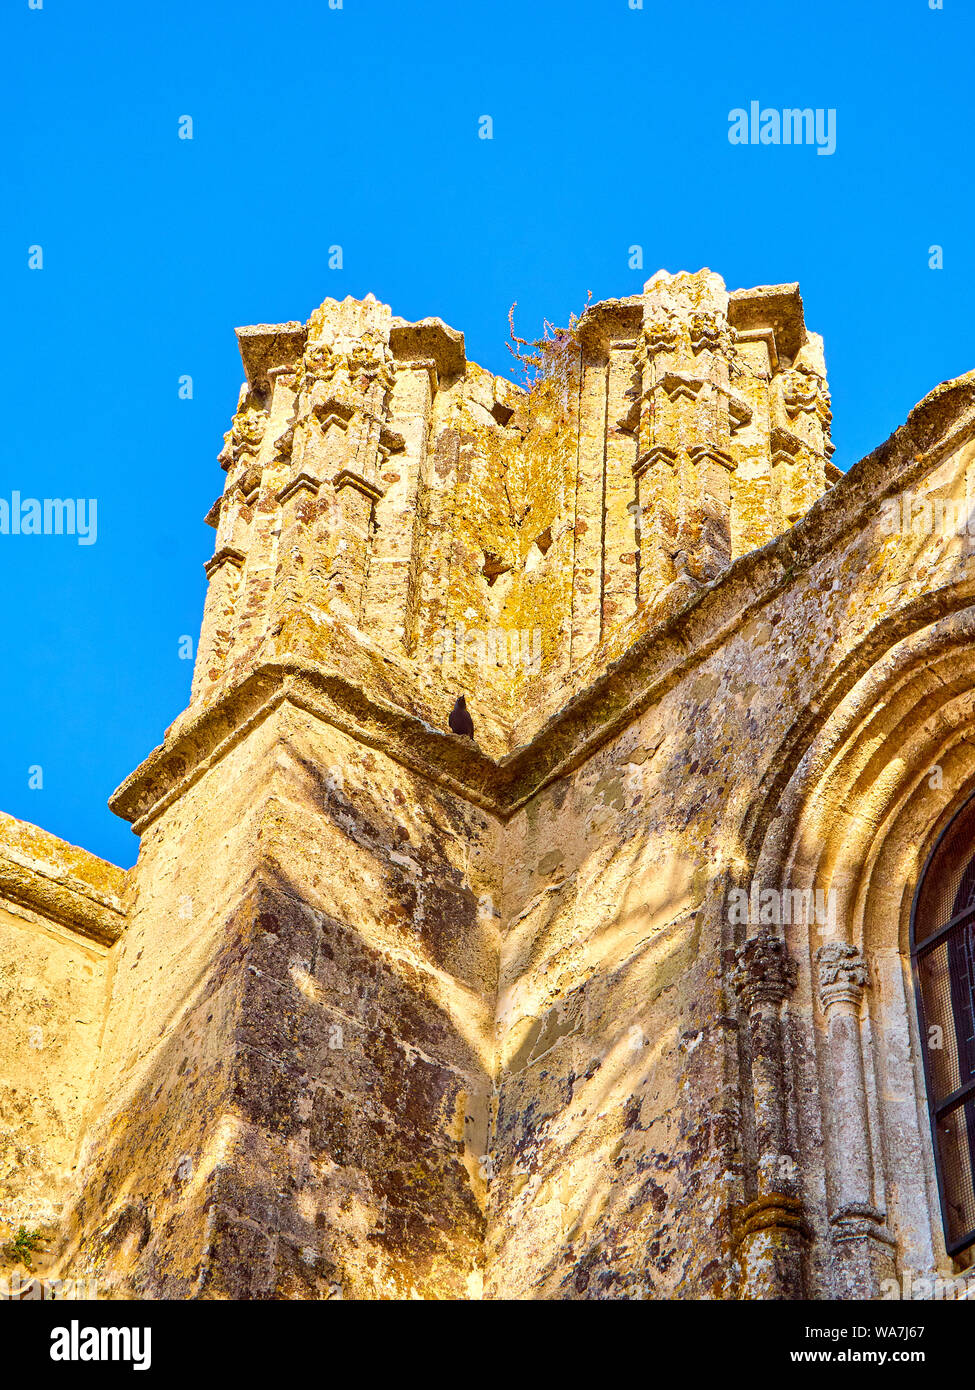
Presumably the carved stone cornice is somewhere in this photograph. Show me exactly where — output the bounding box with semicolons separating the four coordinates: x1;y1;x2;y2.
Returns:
235;322;306;393
266;365;297;389
203;546;247;580
391;356;439;392
727;283;805;364
276;473;321;506
734;326;779;374
688;443;735;472
0;817;126;947
731;932;798;1013
333;470;384;504
633;444;677;479
388;318;466;381
816;941;869;1013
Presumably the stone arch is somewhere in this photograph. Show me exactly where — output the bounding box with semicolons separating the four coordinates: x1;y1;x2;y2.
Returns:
739;600;975;1296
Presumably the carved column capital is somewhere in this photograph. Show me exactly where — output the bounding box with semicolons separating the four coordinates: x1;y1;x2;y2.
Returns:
829;1202;896;1245
816;942;869;1014
731;932;798;1013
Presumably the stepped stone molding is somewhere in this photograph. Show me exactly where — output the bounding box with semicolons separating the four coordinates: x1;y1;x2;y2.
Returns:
0;814;126;946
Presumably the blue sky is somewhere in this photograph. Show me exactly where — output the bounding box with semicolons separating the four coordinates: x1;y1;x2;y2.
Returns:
2;0;971;868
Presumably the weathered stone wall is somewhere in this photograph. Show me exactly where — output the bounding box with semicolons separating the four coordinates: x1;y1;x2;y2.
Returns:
483;373;975;1299
3;274;975;1300
489;722;727;1298
57;703;499;1299
57;713;291;1296
192;272;835;756
0;816;125;1278
242;708;500;1299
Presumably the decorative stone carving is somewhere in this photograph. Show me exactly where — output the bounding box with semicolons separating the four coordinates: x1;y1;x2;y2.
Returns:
633;443;677;479
220;396;268;471
657;370;707;402
781;368;832;426
816;941;869;1013
643;319;678;354
689;312;725;354
235;464;262;504
731;932;798;1013
203;545;246;579
688;442;735;471
276;473;321;506
333;468;383;504
829;1201;896;1245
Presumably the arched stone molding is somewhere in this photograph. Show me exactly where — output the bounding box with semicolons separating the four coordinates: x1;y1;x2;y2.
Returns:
738;602;975;1297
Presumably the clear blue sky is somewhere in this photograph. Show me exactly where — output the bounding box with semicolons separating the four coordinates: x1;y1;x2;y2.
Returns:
2;0;971;868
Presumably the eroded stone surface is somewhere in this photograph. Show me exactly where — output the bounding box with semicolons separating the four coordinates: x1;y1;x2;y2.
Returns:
3;272;975;1299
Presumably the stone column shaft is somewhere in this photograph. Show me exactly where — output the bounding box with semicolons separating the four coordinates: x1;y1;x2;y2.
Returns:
732;930;805;1299
361;360;434;651
191;548;246;700
231;366;299;662
816;942;898;1297
570;350;608;663
602;342;640;630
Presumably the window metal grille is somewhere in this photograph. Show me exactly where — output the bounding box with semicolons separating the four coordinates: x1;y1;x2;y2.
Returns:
912;796;975;1256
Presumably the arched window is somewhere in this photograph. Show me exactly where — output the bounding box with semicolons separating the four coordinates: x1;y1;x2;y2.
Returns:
912;797;975;1258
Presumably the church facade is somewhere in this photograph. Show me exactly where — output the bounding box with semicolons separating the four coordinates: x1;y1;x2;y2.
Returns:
2;269;975;1299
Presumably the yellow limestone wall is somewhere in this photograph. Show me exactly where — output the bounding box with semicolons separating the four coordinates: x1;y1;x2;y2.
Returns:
0;814;125;1283
3;271;975;1299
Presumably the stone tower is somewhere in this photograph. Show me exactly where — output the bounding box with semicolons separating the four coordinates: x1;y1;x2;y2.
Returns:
3;270;975;1300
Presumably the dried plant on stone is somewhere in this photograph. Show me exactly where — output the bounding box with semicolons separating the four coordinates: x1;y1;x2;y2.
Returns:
507;292;592;411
